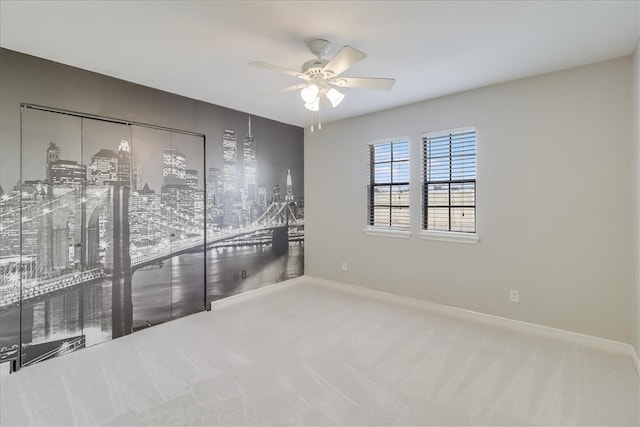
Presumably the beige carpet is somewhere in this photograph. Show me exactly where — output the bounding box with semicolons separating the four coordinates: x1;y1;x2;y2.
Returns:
1;278;638;426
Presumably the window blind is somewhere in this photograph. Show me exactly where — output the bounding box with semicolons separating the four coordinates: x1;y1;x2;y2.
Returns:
422;129;476;233
367;140;410;229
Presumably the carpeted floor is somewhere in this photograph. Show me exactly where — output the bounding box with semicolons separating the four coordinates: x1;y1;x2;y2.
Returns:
1;278;638;426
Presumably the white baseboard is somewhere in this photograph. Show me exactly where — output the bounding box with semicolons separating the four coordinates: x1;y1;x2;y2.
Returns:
303;276;640;377
211;276;307;310
0;361;11;377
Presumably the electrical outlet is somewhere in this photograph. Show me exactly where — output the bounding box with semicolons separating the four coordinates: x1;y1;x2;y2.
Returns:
341;262;348;272
510;290;520;303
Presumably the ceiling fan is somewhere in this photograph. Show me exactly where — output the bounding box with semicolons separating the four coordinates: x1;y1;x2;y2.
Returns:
250;39;395;112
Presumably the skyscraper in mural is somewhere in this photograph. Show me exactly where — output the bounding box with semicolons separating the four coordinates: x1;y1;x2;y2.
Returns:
241;116;257;224
194;189;205;227
186;169;198;189
222;130;240;227
243;116;257;204
273;184;281;202
207;167;223;229
223;130;237;193
162;148;186;185
207;168;223;205
50;160;86;185
129;183;161;242
285;169;294;202
46;142;60;183
161;149;193;222
117;137;132;186
91;149;118;185
132;158;142;191
257;184;267;211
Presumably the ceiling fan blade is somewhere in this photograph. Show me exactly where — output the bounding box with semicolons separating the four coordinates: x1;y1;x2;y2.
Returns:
330;77;396;90
249;61;308;80
261;83;307;96
323;46;366;77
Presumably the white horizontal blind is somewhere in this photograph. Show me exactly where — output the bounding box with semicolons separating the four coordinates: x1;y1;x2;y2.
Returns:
422;129;476;233
367;140;410;229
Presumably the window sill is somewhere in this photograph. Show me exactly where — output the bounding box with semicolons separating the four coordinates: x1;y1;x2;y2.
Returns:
418;230;479;244
363;227;411;239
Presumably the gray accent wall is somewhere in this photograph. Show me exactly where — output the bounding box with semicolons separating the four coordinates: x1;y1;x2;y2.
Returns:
305;56;636;345
0;47;304;367
0;48;303;198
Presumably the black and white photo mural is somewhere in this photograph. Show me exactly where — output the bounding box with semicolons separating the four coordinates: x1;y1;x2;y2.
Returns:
0;51;304;368
205;125;304;299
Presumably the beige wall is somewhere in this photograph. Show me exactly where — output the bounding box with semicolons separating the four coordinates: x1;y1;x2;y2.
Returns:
305;57;635;344
634;38;640;355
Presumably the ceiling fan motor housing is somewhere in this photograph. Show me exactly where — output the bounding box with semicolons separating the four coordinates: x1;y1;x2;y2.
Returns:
308;39;331;58
302;39;336;79
301;59;332;78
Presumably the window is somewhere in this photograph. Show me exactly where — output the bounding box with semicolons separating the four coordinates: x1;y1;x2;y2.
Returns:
422;127;476;235
367;139;410;231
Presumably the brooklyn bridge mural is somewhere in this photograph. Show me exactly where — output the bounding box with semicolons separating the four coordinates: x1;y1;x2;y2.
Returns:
0;106;304;367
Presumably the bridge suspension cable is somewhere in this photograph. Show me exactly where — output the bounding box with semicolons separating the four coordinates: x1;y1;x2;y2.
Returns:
0;188;77;219
0;187;109;232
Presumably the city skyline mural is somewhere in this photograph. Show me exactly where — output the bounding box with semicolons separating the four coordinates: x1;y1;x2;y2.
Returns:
0;104;304;368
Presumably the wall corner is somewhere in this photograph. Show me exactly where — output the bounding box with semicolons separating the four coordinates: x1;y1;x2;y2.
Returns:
633;37;640;356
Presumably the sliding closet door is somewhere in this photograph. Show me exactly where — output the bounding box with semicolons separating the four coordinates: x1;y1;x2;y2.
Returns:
129;127;205;327
168;132;205;320
130;126;172;330
80;118;131;345
18;107;85;366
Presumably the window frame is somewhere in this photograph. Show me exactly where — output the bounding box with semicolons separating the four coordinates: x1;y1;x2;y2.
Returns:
419;126;479;244
364;137;411;238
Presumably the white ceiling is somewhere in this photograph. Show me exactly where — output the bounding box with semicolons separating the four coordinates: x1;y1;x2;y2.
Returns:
1;1;638;128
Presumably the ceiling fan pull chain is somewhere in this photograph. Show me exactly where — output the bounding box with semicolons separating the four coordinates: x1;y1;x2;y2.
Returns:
310;111;314;133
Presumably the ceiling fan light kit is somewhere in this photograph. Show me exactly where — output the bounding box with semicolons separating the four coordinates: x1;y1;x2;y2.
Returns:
251;38;396;129
326;88;345;108
300;84;319;103
304;98;319;112
301;85;344;110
